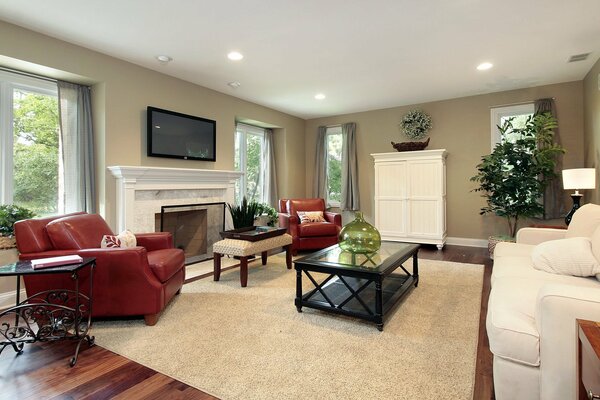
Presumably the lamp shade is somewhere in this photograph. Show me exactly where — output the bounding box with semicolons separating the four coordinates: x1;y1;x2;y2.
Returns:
562;168;596;190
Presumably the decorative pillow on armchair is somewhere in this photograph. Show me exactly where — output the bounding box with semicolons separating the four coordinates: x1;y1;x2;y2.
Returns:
101;230;137;248
532;237;600;277
297;211;326;223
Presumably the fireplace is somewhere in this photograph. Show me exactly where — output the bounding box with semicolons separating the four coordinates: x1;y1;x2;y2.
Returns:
155;202;226;264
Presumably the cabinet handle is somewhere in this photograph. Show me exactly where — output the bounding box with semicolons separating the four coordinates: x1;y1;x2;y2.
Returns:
589;389;600;400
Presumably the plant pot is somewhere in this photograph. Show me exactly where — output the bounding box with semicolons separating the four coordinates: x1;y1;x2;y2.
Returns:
488;236;515;259
0;236;16;250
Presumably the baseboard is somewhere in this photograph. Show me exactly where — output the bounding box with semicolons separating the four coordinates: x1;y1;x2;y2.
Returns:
0;288;28;311
446;237;488;248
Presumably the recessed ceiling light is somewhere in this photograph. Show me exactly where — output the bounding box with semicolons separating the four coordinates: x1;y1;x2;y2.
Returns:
156;55;173;63
477;62;493;71
228;81;241;89
314;93;326;100
227;51;244;61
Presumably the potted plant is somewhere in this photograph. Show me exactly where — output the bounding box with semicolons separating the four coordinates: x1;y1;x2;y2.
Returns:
255;203;278;227
470;112;564;257
392;109;432;151
0;204;36;249
226;197;260;229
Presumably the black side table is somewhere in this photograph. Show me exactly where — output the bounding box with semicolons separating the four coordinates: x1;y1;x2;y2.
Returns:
0;257;96;366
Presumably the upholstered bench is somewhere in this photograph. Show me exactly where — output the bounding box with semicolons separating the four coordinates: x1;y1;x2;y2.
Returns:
213;233;293;287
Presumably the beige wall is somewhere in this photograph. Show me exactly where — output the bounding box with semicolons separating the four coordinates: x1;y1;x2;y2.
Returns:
0;21;306;229
583;57;600;204
306;81;584;241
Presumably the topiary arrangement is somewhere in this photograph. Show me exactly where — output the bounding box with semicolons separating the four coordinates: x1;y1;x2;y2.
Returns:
400;110;432;140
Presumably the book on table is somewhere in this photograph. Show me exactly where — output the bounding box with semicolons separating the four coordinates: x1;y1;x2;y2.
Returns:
31;255;83;269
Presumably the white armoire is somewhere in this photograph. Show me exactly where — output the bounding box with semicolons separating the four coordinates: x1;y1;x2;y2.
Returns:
371;149;447;249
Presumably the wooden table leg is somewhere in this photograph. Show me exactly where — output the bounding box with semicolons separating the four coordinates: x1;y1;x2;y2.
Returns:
261;251;268;265
213;252;221;281
285;245;292;269
240;256;248;287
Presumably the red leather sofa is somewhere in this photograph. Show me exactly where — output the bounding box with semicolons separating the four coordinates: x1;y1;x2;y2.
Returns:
14;212;185;326
278;198;342;255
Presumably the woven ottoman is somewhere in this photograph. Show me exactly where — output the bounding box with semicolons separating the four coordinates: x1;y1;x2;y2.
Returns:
213;233;293;287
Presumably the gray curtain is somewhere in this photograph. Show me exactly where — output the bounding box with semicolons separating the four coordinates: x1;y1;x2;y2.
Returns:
313;126;328;199
535;98;564;219
262;128;278;207
341;122;360;210
57;81;96;214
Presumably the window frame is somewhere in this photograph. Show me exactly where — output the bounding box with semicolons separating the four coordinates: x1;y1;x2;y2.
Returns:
0;70;58;206
235;123;266;204
325;126;342;208
490;103;535;150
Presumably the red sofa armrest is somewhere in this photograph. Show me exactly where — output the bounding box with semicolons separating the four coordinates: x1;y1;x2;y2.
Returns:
278;213;299;238
135;232;174;251
324;212;342;228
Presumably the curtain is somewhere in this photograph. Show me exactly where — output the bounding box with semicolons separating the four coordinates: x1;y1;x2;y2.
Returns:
262;128;278;206
313;126;328;199
341;122;360;210
57;81;96;214
535;98;564;219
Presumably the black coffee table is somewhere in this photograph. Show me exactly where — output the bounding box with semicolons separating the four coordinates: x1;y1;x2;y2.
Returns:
294;242;419;331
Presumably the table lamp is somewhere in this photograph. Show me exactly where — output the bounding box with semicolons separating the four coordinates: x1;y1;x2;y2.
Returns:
562;168;596;225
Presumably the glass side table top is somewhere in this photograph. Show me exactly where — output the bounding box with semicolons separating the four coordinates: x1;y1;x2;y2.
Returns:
296;241;419;273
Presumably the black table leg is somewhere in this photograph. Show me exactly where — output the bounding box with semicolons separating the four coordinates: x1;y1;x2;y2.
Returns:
413;251;419;287
375;279;383;331
295;268;303;312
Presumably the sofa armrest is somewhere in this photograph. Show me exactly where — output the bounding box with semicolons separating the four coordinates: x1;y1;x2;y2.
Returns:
324;212;342;228
135;232;174;251
278;213;299;238
534;284;600;400
515;228;567;245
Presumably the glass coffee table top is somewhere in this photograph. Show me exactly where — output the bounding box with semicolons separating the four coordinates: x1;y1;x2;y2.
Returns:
296;241;420;274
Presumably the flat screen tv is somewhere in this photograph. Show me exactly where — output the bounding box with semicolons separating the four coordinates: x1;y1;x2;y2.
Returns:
147;106;216;161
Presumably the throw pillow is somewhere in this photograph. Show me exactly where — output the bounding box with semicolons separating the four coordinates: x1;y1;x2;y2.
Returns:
297;211;326;223
101;230;137;249
532;237;600;277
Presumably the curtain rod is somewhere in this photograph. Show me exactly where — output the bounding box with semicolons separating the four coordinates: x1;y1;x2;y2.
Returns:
490;98;555;109
326;124;341;128
0;66;58;84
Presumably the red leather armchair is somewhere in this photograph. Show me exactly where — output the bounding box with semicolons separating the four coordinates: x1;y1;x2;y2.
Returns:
278;198;342;255
14;212;185;326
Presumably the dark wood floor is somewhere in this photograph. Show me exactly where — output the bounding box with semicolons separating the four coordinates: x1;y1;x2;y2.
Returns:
0;245;494;400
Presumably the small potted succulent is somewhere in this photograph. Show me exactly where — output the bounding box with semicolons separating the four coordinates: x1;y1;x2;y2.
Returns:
0;204;36;249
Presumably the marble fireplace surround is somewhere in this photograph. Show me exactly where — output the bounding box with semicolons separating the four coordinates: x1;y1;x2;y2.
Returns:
108;166;242;233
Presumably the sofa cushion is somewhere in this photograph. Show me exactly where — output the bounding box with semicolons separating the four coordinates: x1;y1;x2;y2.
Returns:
565;204;600;239
494;242;535;258
147;249;185;283
532;237;600;277
287;199;325;216
46;214;114;250
487;278;541;366
14;212;86;254
297;222;338;237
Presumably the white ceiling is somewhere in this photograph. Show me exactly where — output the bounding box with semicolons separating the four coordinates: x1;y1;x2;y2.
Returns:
1;0;599;119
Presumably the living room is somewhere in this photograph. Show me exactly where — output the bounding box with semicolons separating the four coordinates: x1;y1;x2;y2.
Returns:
0;1;599;399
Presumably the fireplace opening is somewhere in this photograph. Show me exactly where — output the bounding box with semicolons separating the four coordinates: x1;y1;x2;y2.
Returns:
155;202;226;265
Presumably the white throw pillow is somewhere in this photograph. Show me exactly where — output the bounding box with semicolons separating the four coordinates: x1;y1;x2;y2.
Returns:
100;230;137;248
532;237;600;277
565;204;600;239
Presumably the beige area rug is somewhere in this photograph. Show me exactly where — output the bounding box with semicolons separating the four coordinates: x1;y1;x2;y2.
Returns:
185;256;239;280
94;255;483;400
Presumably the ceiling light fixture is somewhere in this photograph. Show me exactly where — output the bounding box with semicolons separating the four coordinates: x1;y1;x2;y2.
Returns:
477;62;493;71
228;81;241;89
227;51;244;61
156;55;173;63
314;93;326;100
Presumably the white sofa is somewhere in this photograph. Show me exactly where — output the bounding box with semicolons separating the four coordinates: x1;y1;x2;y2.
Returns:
487;203;600;400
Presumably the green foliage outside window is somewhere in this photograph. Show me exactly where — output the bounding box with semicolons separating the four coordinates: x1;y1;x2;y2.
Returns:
12;91;59;215
326;133;342;204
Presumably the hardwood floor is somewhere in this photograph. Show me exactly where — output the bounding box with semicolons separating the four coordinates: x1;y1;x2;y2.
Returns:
0;245;494;400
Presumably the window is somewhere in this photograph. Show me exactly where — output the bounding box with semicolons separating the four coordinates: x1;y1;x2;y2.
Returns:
0;71;60;216
235;123;265;204
325;126;342;207
490;103;534;149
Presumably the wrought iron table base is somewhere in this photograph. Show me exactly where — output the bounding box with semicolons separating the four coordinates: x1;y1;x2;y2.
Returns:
0;264;95;366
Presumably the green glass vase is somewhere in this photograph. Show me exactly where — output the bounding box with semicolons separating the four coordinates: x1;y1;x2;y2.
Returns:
338;211;381;254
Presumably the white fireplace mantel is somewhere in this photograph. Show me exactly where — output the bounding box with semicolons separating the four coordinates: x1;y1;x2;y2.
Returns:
108;166;243;232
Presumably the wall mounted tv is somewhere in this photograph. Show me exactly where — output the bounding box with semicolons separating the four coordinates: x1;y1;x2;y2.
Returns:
147;106;216;161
